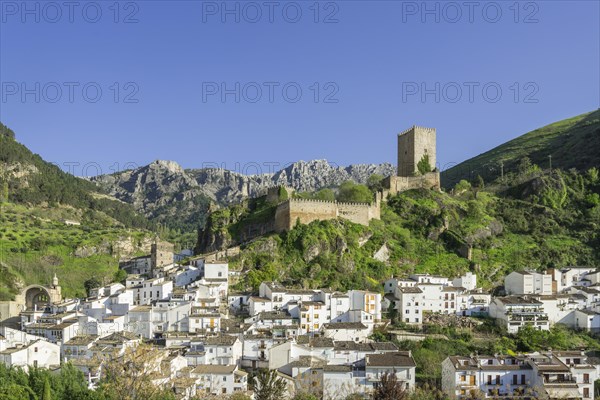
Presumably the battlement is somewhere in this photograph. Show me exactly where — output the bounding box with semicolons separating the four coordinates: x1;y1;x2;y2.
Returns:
285;197;373;207
398;125;436;137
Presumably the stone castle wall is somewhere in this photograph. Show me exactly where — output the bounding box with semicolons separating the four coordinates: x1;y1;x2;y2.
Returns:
274;197;380;232
382;171;441;197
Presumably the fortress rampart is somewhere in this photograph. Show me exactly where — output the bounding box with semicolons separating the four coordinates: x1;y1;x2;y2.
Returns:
274;196;381;232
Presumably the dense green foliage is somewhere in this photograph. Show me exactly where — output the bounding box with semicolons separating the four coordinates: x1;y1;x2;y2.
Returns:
0;122;15;140
337;181;374;203
0;363;103;400
442;110;600;187
293;188;336;201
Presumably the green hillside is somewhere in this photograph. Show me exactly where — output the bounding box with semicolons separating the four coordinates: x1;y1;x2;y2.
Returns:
0;123;158;300
204;166;599;293
0;122;152;230
441;110;600;188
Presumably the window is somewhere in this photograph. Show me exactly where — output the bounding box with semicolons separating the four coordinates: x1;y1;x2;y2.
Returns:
487;359;493;365
223;376;227;381
521;375;526;385
487;375;492;385
405;310;410;314
512;375;518;385
34;347;38;353
460;375;466;382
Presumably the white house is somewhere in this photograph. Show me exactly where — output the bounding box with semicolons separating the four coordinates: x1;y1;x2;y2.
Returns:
489;296;549;334
504;271;552;296
321;322;370;342
0;339;60;369
190;364;248;396
204;335;243;366
363;351;416;392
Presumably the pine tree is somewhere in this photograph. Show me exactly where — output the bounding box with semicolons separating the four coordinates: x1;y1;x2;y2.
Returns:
41;377;52;400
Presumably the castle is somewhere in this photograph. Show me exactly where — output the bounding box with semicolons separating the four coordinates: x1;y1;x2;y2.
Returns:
270;125;440;232
272;191;382;232
381;125;441;196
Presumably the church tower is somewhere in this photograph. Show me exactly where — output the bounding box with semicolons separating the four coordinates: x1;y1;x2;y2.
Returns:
397;126;437;177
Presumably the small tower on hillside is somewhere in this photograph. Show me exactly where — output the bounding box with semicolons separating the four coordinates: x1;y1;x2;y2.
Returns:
397;125;437;177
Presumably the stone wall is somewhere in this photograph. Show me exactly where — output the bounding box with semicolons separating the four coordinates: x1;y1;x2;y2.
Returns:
274;196;380;232
382;171;441;197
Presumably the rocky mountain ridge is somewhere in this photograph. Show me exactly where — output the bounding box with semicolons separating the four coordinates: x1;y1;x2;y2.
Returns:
91;159;396;229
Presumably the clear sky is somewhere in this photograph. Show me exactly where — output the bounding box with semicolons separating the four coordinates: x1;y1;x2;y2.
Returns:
1;0;598;177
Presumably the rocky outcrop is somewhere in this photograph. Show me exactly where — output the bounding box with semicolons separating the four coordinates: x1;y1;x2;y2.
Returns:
92;159;395;229
74;236;155;259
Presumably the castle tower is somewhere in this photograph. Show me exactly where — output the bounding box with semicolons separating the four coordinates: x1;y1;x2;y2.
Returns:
151;239;174;277
397;125;436;177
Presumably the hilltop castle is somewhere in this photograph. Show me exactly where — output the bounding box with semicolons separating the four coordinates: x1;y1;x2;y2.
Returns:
270;125;440;232
381;125;441;196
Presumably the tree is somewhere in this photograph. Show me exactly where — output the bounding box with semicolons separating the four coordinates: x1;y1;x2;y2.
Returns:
337;181;373;203
41;377;52;400
417;154;432;175
1;180;8;203
473;175;485;199
367;174;385;192
453;180;471;194
278;186;288;202
113;269;128;284
98;345;175;400
253;369;287;400
587;167;599;184
372;371;407;400
84;277;101;297
313;188;335;201
518;157;532;175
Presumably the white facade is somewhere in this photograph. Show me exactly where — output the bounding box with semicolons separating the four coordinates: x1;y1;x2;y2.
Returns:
0;339;60;369
442;352;597;399
504;271;552;296
489;296;549;334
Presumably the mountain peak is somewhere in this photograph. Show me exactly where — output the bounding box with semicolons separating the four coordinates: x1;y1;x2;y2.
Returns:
150;160;184;174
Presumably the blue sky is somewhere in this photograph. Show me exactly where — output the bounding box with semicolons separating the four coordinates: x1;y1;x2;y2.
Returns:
1;0;598;177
